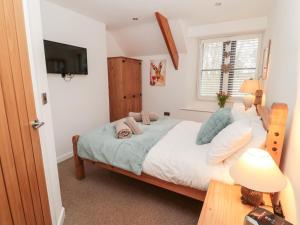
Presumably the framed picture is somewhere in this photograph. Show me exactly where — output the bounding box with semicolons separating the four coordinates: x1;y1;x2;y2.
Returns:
150;59;166;86
262;40;271;80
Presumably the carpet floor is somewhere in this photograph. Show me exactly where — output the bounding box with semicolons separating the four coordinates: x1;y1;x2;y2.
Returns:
58;159;202;225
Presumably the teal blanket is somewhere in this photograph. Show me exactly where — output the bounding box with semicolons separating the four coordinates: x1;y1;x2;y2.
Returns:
77;118;180;175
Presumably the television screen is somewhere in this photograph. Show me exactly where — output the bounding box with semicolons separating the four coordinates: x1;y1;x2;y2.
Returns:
43;40;88;75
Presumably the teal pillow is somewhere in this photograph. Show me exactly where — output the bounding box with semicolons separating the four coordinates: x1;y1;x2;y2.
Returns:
196;108;232;145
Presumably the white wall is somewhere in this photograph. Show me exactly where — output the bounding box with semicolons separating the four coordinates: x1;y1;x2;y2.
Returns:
23;0;64;224
188;17;267;38
264;0;300;224
133;18;266;122
110;19;187;57
106;31;125;57
41;1;110;162
137;37;218;122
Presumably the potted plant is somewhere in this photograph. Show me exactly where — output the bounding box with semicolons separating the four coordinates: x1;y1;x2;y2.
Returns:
216;91;230;108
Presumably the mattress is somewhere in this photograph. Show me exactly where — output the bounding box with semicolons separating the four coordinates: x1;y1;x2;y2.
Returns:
142;119;266;191
77;118;179;175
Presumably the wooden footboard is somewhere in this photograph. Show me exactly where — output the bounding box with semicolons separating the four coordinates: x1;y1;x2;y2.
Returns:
72;135;85;180
72;135;206;201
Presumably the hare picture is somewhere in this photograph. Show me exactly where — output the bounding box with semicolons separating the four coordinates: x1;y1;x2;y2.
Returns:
150;59;166;86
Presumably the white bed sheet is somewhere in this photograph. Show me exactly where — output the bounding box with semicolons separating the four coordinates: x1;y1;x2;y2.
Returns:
142;119;266;191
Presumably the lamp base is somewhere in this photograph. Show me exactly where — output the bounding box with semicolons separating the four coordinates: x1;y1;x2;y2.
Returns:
243;94;255;110
241;186;265;207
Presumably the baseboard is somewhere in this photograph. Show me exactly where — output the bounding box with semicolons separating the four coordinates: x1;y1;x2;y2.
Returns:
57;207;65;225
57;151;73;163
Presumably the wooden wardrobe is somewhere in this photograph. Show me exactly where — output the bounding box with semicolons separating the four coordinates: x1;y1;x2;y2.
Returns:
108;57;142;122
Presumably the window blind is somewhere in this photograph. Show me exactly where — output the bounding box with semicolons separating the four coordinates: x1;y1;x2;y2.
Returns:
199;42;223;96
229;38;260;96
199;36;261;97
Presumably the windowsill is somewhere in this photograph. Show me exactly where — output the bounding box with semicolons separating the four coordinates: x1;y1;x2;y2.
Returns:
179;107;215;113
180;96;244;113
197;95;244;103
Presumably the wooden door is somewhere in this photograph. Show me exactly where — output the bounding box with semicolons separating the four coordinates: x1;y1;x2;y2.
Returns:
122;58;135;116
129;59;142;112
0;0;52;225
108;58;124;121
122;58;142;114
133;61;142;112
0;159;13;225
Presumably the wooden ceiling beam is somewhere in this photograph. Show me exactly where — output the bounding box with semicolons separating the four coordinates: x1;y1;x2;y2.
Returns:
155;12;179;70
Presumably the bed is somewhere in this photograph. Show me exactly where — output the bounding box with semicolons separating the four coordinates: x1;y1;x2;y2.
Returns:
72;92;288;201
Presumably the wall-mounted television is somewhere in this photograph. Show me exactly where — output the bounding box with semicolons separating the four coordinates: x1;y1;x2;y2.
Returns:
43;40;88;76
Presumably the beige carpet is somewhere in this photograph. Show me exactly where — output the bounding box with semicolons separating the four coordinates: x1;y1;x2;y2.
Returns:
58;159;202;225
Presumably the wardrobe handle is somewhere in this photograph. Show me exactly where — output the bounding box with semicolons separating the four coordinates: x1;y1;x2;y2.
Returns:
123;96;126;99
132;95;136;98
140;93;142;97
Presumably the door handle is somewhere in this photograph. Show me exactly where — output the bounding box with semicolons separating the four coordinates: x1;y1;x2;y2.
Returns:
31;119;45;129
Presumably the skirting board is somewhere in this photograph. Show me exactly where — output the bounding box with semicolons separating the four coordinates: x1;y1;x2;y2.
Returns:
57;207;65;225
57;151;73;163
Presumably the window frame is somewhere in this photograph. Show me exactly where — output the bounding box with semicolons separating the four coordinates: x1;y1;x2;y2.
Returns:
197;33;263;101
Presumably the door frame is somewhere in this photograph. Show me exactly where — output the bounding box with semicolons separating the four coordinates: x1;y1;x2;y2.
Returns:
22;0;64;225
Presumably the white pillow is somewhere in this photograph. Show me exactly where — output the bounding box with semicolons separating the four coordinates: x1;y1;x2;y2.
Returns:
207;121;252;164
224;117;267;166
231;103;258;121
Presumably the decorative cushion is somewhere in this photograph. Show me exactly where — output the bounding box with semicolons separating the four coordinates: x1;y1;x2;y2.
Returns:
196;108;232;145
124;117;143;135
208;121;252;164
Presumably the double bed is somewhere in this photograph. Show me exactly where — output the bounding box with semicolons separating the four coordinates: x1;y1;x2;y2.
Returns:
72;93;288;201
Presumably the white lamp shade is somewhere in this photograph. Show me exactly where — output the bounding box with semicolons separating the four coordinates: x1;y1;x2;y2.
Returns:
230;148;287;193
240;80;260;94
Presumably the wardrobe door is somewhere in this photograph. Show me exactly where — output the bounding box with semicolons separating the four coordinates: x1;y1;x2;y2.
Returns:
0;0;52;224
123;59;142;113
108;58;124;121
135;62;142;112
132;61;142;112
122;58;136;115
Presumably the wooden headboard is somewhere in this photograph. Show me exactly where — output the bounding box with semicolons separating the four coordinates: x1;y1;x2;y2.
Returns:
254;90;288;166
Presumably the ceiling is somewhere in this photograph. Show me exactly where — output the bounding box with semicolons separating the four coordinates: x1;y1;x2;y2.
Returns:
110;19;188;56
45;0;272;30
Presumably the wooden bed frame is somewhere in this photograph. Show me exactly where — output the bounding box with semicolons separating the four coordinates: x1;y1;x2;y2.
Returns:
72;91;288;202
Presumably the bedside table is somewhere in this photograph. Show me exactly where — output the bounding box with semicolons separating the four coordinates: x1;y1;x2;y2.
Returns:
197;180;273;225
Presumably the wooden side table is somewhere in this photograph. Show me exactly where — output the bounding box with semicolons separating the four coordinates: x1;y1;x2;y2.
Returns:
198;180;273;225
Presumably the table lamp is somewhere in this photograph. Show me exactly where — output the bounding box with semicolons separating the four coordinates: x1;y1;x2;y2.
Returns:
240;79;260;109
230;148;287;207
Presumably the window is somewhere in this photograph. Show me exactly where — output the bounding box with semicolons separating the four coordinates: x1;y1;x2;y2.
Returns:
198;35;261;97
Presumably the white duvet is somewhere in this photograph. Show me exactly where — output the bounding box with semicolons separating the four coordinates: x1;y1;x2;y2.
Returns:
142;119;266;191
